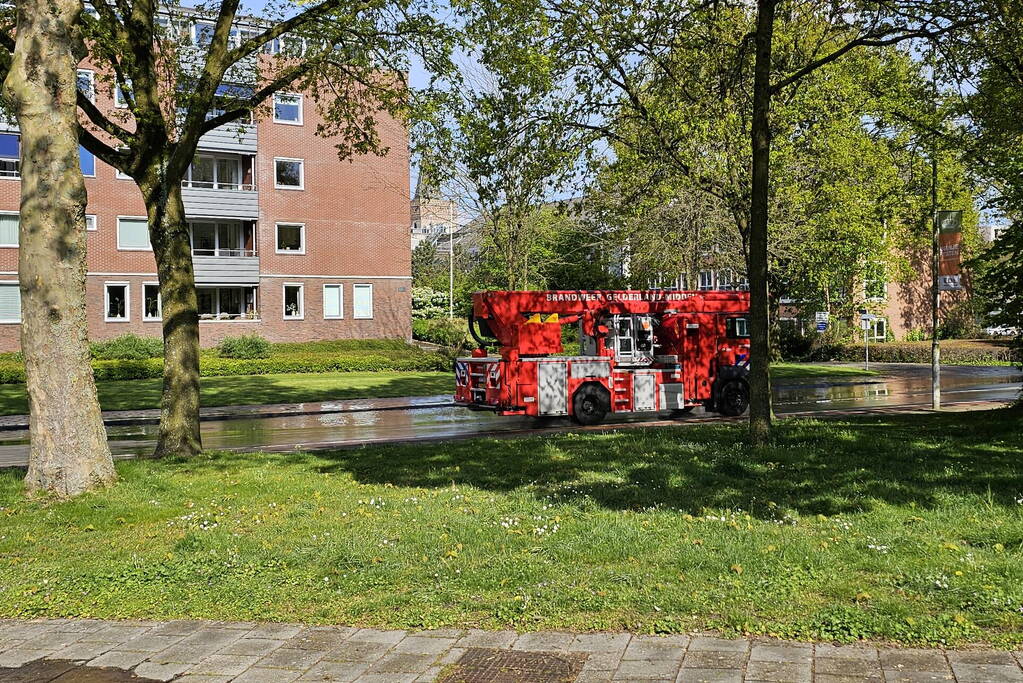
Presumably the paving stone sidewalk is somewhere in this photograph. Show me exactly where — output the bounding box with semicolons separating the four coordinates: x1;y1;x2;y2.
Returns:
1;619;1022;682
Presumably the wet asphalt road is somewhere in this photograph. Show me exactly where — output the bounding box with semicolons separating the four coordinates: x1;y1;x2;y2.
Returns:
0;364;1018;467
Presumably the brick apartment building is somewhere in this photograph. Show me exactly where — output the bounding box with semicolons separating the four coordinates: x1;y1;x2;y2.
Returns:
0;23;411;352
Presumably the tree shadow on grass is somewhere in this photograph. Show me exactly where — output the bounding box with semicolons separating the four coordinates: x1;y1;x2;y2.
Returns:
307;408;1023;518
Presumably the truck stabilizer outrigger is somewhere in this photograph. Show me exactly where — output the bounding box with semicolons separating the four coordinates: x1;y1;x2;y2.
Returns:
454;289;751;425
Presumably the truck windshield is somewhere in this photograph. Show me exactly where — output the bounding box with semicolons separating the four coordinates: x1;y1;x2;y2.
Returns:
726;317;750;338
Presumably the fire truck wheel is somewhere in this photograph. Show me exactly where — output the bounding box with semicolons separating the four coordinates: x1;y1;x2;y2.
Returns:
717;380;750;417
572;385;609;426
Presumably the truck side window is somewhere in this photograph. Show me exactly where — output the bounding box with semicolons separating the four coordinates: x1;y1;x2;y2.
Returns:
726;317;749;338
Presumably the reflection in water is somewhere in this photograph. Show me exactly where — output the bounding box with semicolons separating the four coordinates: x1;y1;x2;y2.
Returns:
0;367;1018;467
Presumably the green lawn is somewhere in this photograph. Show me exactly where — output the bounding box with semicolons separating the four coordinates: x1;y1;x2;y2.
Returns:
2;408;1021;646
0;371;454;416
772;363;878;381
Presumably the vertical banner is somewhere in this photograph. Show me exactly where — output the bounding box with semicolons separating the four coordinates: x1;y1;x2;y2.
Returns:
936;210;964;291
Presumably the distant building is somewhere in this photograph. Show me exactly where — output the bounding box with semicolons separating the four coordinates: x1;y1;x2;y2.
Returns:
0;7;411;351
410;176;459;251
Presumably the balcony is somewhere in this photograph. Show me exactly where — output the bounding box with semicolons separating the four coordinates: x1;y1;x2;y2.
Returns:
198;121;257;154
190;220;260;285
181;179;258;220
193;252;260;285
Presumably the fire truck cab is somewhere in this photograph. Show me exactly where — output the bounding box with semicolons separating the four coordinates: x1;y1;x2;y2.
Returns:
454;290;751;425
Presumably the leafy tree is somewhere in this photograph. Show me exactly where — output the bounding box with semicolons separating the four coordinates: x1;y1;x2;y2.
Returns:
959;1;1023;358
0;0;454;457
1;0;115;496
459;0;982;441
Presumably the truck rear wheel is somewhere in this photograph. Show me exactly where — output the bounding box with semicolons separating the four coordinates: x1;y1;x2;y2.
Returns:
716;380;749;416
572;384;609;426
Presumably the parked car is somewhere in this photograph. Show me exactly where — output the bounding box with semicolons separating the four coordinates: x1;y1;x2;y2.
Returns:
984;325;1020;337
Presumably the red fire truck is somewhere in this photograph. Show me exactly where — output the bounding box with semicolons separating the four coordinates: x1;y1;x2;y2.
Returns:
454;290;751;424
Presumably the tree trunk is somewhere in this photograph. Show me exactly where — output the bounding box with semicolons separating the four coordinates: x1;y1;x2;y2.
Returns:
2;0;116;495
142;179;202;458
748;0;776;445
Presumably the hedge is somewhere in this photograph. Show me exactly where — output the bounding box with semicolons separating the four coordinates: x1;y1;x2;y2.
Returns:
0;350;448;385
808;340;1020;365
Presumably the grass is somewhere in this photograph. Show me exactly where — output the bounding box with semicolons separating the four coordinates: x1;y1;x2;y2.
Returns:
771;363;878;381
0;371;454;416
1;408;1021;646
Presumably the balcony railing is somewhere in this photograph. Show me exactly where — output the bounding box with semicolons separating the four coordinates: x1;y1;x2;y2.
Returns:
181;180;255;191
192;248;257;257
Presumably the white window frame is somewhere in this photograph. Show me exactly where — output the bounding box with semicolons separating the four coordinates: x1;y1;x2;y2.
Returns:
0;211;19;247
85;214;97;231
142;281;162;321
273;157;304;190
104;282;131;322
868;318;887;342
0;133;20;180
352;283;374;320
115;147;131;179
79;145;97;178
0;281;20;323
272;93;304;125
184;154;246;190
274;222;306;254
113;79;132;108
283;282;304;320
322;283;344;320
116;216;152;251
76;69;95;103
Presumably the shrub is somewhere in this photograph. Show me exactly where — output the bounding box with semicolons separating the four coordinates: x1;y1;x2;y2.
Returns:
937;300;984;340
411;287;450;320
412;317;470;347
807;340;1019;364
217;334;271;359
90;334;164;360
904;328;929;342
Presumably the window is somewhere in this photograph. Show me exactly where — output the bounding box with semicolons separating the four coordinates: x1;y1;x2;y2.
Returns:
85;215;97;232
275;223;304;253
353;283;373;319
207;84;255;124
143;283;161;320
117;217;151;250
197;286;257;319
76;69;95;102
104;283;129;321
263;35;307;56
273;93;303;124
717;270;733;290
114;80;132;108
0;213;18;247
698;270;714;291
80;146;96;177
274;158;303;189
184;154;245;190
190;221;253;257
0;134;19;178
868;318;887;342
283;284;303;319
864;262;887;301
726;316;749;339
192;20;215;46
0;282;20;323
115;147;131;179
323;284;343;319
